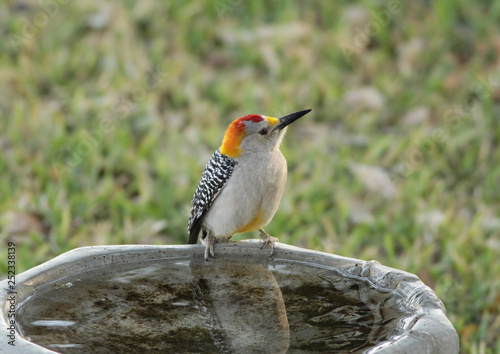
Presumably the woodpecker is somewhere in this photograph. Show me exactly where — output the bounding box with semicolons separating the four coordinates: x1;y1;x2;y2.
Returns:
188;109;311;260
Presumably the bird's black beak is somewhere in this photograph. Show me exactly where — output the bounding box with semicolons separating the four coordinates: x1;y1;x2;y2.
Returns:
272;109;312;132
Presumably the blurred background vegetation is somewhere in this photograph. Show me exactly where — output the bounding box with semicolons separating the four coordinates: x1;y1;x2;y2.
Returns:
1;0;499;352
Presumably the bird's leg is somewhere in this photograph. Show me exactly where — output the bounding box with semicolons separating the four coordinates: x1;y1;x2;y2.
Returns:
259;228;279;256
204;233;216;261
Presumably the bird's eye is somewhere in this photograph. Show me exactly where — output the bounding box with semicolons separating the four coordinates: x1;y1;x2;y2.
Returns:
258;128;268;135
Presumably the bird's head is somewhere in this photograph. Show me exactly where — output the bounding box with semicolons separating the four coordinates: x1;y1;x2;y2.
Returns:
220;109;311;158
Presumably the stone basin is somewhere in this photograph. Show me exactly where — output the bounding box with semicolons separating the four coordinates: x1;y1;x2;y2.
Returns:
0;241;459;353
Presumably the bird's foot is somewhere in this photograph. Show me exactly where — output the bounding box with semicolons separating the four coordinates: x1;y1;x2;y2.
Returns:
204;234;216;261
259;229;279;256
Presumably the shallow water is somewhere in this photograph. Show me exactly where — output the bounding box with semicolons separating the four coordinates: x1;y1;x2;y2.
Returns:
16;257;411;353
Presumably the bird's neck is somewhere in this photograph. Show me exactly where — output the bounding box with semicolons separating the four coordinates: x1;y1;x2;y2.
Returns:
220;122;246;158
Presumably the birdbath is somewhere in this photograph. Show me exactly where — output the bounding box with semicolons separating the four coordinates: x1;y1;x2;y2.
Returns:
1;241;459;353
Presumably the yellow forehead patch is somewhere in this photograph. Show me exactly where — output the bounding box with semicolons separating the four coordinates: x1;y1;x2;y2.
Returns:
266;117;278;127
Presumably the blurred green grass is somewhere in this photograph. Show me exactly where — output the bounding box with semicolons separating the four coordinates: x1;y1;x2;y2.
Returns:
1;0;500;351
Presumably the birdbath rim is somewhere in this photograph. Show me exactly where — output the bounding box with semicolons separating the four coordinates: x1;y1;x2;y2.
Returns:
0;241;459;353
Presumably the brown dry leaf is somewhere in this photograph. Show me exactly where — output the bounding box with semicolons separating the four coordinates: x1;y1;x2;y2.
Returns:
443;70;463;91
397;38;425;76
218;23;310;44
2;211;43;236
349;162;396;199
460;323;478;347
417;269;435;289
344;87;386;110
402;106;430;126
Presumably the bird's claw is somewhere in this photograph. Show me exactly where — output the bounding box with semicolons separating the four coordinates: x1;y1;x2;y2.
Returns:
204;235;216;261
259;229;279;257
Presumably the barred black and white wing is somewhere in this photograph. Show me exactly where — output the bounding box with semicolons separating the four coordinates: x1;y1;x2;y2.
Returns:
188;149;237;244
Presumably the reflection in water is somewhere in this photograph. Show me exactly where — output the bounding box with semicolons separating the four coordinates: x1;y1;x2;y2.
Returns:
190;259;289;353
15;255;411;353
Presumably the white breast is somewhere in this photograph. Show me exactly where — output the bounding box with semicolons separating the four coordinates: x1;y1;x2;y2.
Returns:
202;149;287;238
